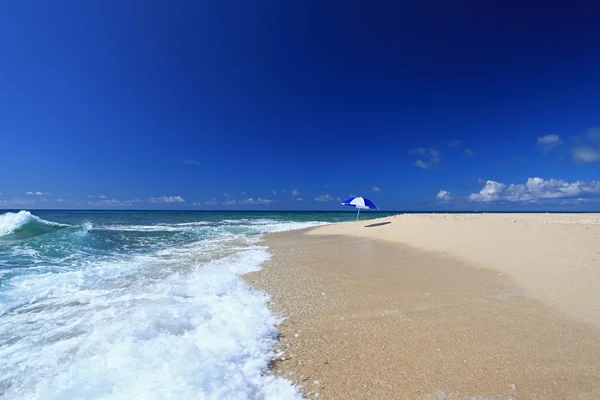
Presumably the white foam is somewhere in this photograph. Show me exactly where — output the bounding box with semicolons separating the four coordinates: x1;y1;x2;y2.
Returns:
0;211;68;237
0;217;329;399
0;245;302;400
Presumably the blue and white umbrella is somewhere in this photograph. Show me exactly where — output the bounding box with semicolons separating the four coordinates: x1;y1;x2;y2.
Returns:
341;196;378;221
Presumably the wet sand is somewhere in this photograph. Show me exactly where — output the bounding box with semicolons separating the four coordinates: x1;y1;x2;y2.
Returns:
246;214;600;399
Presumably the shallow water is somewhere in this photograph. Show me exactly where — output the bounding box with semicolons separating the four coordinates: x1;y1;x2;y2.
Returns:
0;210;391;399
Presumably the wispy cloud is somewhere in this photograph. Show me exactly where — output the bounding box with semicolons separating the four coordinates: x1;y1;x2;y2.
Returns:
372;186;382;192
150;196;185;203
239;198;275;205
203;198;218;205
25;191;44;196
448;140;462;148
571;147;600;164
567;128;600;164
291;189;301;199
314;194;333;202
223;193;232;198
414;160;431;170
88;198;140;207
537;134;563;154
464;148;476;157
410;147;441;170
0;198;36;206
184;159;199;165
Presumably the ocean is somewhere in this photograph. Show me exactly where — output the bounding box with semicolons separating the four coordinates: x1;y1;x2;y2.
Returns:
0;209;392;399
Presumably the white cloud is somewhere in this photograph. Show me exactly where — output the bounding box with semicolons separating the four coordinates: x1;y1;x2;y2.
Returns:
239;198;274;205
468;177;600;202
436;190;452;201
291;189;301;198
571;147;600;164
184;159;199;165
271;190;277;195
26;191;44;196
150;196;185;203
537;134;563;153
204;198;218;205
314;194;333;202
99;195;107;199
88;198;140;207
464;148;476;157
410;147;441;170
223;193;232;198
468;181;507;202
372;186;382;192
296;198;303;201
448;140;462;148
477;178;486;185
223;199;237;205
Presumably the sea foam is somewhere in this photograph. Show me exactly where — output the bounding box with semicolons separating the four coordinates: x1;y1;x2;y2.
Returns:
0;247;302;399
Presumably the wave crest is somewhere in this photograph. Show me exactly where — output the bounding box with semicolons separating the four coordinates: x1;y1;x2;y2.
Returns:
0;210;69;238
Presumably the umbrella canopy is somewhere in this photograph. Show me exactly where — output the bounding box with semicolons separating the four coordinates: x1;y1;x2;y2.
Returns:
341;196;378;209
341;196;378;221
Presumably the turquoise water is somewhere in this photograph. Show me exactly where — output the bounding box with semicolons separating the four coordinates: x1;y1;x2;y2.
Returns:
0;210;393;399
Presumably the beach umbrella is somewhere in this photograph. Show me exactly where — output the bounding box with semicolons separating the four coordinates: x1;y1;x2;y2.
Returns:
341;196;378;221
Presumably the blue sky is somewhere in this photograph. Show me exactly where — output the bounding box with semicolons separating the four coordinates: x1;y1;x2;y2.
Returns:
1;1;599;211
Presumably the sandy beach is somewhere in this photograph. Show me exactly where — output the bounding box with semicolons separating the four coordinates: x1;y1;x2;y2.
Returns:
246;213;600;399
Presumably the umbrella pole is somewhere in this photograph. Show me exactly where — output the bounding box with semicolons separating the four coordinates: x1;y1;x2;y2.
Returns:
356;208;360;222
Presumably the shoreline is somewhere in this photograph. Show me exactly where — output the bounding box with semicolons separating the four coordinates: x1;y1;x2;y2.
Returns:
247;213;600;399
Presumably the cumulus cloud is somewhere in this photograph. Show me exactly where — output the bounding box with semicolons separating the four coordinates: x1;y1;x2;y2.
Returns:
464;148;476;157
436;190;452;201
372;186;382;192
537;134;563;154
571;147;600;164
150;196;185;203
314;194;333;202
410;147;441;170
468;177;600;202
184;159;199;165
